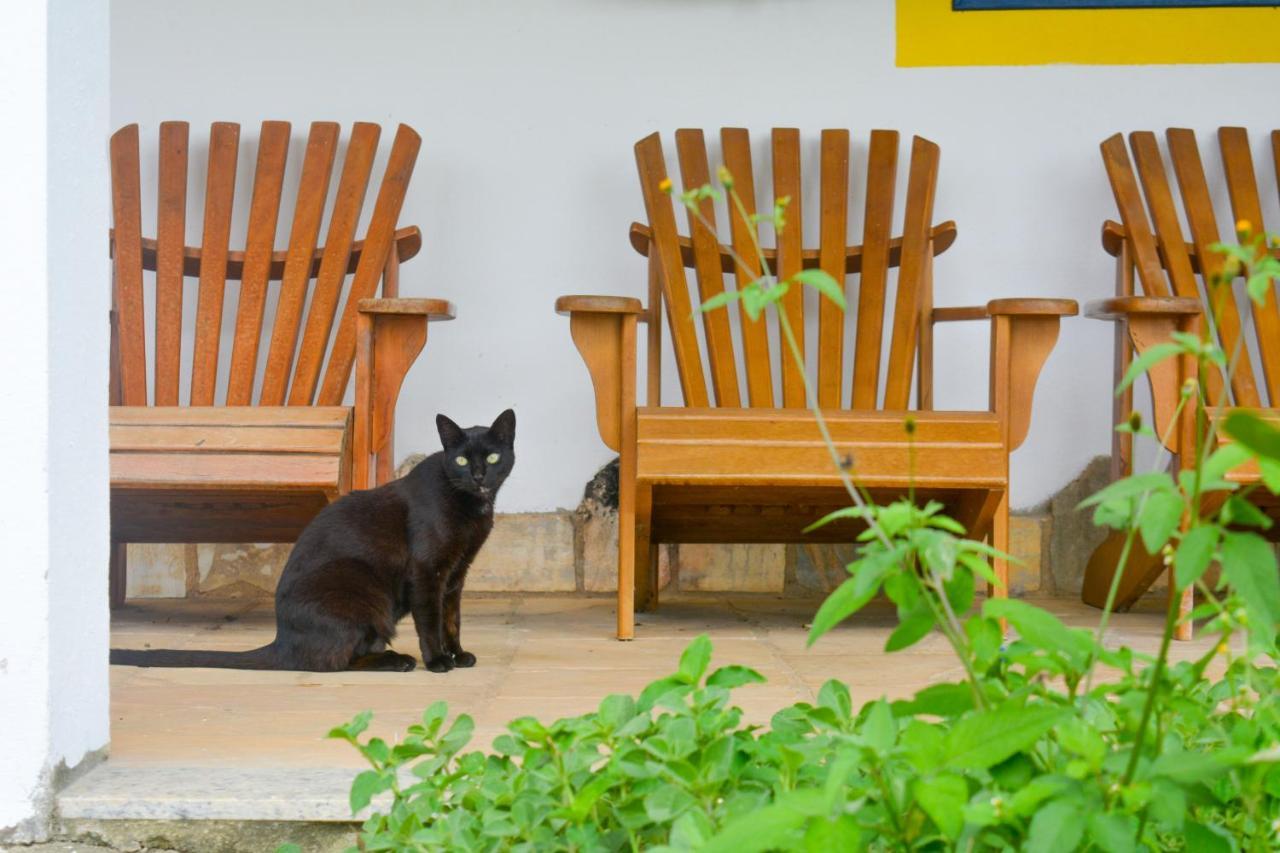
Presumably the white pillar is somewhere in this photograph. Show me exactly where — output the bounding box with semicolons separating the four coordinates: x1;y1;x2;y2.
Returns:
0;0;110;840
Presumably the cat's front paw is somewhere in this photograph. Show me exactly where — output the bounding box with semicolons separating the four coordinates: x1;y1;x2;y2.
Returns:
452;650;477;668
425;654;455;673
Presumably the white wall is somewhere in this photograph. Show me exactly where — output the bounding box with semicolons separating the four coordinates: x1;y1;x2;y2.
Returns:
111;0;1280;512
0;0;110;838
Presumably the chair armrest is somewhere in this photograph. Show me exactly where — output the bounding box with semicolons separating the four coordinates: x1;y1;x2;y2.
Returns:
557;296;640;452
987;298;1079;317
556;295;644;316
358;297;455;321
1084;295;1200;321
932;305;989;323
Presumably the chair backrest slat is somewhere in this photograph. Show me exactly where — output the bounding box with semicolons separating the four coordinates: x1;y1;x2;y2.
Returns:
772;128;806;407
317;124;422;405
226;120;290;405
189;121;240;405
259;121;340;405
109;124;149;406
1100;134;1169;298
817;130;850;409
154;121;188;405
882;137;940;410
1219;127;1280;402
636;129;947;415
851;129;898;409
287;122;381;406
1130;132;1198;300
635;132;710;407
675;129;741;407
720;128;773;407
1166;128;1260;406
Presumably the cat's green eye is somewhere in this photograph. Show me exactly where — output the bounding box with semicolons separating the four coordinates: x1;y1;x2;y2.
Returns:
486;453;501;464
455;456;468;467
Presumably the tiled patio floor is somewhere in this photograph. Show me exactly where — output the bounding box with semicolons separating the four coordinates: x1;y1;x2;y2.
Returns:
61;593;1216;821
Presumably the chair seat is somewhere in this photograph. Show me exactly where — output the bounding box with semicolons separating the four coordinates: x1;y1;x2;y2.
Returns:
636;407;1006;489
110;406;352;542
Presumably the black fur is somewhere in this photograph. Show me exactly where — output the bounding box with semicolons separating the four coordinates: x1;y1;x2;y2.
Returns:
110;409;516;673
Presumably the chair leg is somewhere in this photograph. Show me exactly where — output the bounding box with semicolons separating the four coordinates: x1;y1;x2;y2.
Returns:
109;542;127;610
634;486;657;613
1171;576;1193;641
991;491;1010;601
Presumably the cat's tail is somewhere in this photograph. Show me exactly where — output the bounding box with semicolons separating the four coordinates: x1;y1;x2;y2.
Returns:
110;642;280;670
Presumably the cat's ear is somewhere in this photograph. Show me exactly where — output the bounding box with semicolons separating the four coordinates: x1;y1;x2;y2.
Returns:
489;409;516;446
436;414;466;449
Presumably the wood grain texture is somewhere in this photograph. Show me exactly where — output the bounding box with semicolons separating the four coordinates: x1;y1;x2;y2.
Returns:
227;120;291;405
772;128;806;408
153;121;189;405
852;130;899;408
190;121;240;406
721;128;773;407
260;121;339;406
109;124;148;405
817;129;850;408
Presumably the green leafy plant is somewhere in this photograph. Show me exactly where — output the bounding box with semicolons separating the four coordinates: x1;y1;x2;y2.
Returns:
316;185;1280;852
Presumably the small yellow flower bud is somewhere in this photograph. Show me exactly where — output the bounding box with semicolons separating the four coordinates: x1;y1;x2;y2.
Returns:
716;165;734;189
1236;219;1252;239
658;178;673;194
1216;641;1229;656
904;416;917;436
1128;410;1143;432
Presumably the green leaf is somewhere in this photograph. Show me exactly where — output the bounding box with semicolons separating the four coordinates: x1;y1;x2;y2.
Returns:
421;701;448;736
792;269;847;310
349;769;389;813
1224;411;1280;462
696;290;742;315
274;846;302;853
1222;494;1271;529
1183;821;1235;853
706;664;766;690
1117;342;1181;394
702;789;825;853
1220;531;1280;646
808;577;877;646
983;598;1088;660
439;714;474;754
598;693;636;730
328;709;373;741
644;784;696;822
508;716;548;742
677;634;713;684
1150;746;1251;783
913;774;967;838
860;700;896;752
1175;524;1219;589
1087;812;1138;853
1026;799;1084;853
802;815;861;852
885;600;935;652
1203;443;1251;483
1139;490;1185;553
817;679;853;721
803;505;873;533
1078;472;1174;509
945;703;1067;770
892;682;975;718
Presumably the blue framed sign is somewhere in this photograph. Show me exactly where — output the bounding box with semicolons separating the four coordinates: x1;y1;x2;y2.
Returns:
954;1;1276;8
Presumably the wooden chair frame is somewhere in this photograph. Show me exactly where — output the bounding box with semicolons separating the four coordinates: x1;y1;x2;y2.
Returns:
1082;127;1280;639
108;121;453;607
559;128;1077;639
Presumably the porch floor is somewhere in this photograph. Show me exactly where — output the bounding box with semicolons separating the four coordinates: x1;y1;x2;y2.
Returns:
61;593;1213;822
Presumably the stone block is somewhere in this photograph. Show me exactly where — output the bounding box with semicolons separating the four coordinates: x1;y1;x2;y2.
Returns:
788;543;857;594
581;511;618;592
125;543;191;598
677;543;786;593
196;543;291;599
1008;514;1047;596
468;512;576;592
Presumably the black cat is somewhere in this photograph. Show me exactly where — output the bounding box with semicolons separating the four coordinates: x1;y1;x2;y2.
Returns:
110;410;515;673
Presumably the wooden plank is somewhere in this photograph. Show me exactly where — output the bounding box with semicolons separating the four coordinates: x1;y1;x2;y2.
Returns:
817;129;850;408
289;122;381;406
318;124;422;405
675;129;740;407
110;405;350;428
1100;134;1169;298
153;121;189;406
111;489;332;543
1129;131;1225;403
111;452;341;491
852;130;899;409
109;124;148;405
634;132;710;407
1167;128;1260;406
189;122;241;405
772;128;805;407
1219;127;1280;404
227;121;291;405
720;128;773;407
882;136;940;409
110;424;346;454
259;122;341;405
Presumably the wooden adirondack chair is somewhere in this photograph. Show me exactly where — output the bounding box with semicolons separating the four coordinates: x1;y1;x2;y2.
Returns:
1082;127;1280;638
558;128;1077;639
108;120;453;607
